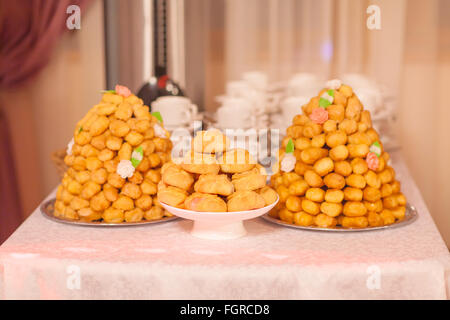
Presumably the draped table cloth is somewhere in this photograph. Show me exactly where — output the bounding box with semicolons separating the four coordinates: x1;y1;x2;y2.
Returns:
1;151;449;299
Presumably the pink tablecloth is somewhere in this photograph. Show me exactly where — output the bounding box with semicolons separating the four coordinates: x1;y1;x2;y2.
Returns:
0;151;449;299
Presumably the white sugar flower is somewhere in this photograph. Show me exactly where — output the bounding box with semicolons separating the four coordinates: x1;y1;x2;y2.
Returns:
326;79;342;90
131;150;143;162
117;160;135;179
280;153;296;173
321;91;334;104
154;123;168;138
66;138;75;156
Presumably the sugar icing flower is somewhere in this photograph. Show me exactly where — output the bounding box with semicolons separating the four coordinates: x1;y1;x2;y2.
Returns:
310;107;329;124
131;146;144;168
281;153;296;173
366;152;379;171
319;89;334;108
369;141;382;157
66;138;75;155
117;160;135;179
154;123;168;138
326;79;342;90
115;84;132;97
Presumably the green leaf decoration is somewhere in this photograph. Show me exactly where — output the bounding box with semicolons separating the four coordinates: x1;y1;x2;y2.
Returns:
151;111;163;123
78;126;83;134
327;89;335;97
100;90;116;94
319;98;331;108
285;139;294;154
131;146;144;168
370;141;382;157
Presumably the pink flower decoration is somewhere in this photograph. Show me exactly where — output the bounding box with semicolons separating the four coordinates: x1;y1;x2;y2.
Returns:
366;152;379;171
310;107;328;124
115;84;132;97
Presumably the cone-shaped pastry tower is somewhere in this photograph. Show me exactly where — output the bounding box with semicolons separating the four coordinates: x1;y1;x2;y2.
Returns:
55;85;173;223
270;80;407;228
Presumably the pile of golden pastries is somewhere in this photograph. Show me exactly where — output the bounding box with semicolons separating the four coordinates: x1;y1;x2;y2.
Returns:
157;130;278;212
270;81;407;228
54;85;173;223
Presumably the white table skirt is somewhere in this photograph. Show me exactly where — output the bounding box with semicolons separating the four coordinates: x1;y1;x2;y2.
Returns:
1;151;449;299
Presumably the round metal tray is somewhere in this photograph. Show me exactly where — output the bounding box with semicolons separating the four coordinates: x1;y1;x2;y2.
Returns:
40;198;179;227
261;203;418;232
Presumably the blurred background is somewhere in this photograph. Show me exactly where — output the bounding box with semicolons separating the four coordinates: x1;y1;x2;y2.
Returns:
0;0;449;246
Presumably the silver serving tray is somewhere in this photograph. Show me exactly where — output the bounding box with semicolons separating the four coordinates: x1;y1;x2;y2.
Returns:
261;203;417;232
40;198;179;227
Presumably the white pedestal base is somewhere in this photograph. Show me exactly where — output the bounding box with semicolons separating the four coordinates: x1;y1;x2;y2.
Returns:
190;220;247;240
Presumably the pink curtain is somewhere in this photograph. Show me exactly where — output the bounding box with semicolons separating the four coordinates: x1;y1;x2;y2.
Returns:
0;0;91;243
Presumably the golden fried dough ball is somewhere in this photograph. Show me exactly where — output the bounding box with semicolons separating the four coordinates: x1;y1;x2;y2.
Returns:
293;212;314;226
391;180;401;194
380;209;395;225
391;206;406;220
327;104;345;122
192;129;230;153
325;189;344;203
323;120;337;133
288;179;309;196
346;174;366;189
286;195;302;212
348;132;371;146
121;183;142;200
314;214;337;228
258;186;278;206
61;189;74;205
293;114;310;126
295;161;313;176
157;185;188;207
326;131;347;148
64;207;79;220
91;134;107;150
339;84;353;97
103;207;124;223
144;206;164;220
194;174;234;196
98;148;115;162
300;147;328;164
379;168;394;184
125;131;144;146
324;173;345;189
67;180;83;195
396;193;407;206
161;162;194;190
320;202;342;217
282;172;301;185
74;131;92;146
364;200;383;213
305;188;325;202
153;137;171;152
383;195;398;209
302;199;320;215
80;181;101;200
334;160;352;176
346;97;362;120
141;180;158;195
139;140;156;156
128;171;143;185
343;201;367;217
304;170;323;188
366;128;379;144
104;159;118;173
102;92;123;104
347;144;369;158
311;134;326;148
95;102;117;116
73;156;87;171
117;142;132;161
90;191;110;211
85;157;103;171
360;110;372;129
219;149;256;173
380;183;393;198
303;122;322;138
231;168;266;191
70;196;90;210
115;102;133;120
363;186;381;202
339;216;368;228
344;187;363;201
329;145;349;161
314;157;334;176
181;151;220;175
80;144;99;158
227;190;265;212
367;211;384;227
103;183;119;202
107;172;125;189
113;195;135;211
78;207;102;222
182;193;226;212
124;208;144;222
106;136;122;151
90;116;109;137
145;169;161;184
135;194;153;210
287;125;304;138
295;137;311;150
338;119;358;135
279;208;294;224
364;170;381;189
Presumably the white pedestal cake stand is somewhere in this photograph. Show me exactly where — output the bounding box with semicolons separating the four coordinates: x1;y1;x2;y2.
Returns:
160;197;279;240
